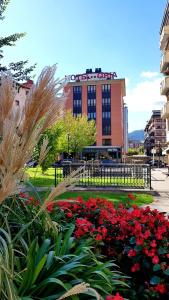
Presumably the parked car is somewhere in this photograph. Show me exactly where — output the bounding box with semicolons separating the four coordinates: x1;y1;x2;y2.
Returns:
101;159;116;165
26;160;38;167
52;159;72;167
147;159;166;167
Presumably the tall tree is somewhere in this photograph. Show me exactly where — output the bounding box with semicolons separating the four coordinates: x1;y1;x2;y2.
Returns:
0;0;36;81
33;123;63;172
56;112;96;156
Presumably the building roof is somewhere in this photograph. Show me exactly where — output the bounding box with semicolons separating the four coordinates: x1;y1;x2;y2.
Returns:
20;80;34;89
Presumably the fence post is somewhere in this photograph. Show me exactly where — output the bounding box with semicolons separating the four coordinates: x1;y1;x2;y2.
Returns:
149;165;152;190
54;167;57;187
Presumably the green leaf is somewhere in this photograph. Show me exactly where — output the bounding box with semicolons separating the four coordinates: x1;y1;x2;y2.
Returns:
134;245;142;251
31;277;69;294
163;268;169;276
35;239;50;265
130;237;136;245
32;255;47;284
150;276;161;285
153;264;161;272
46;251;55;270
158;247;167;255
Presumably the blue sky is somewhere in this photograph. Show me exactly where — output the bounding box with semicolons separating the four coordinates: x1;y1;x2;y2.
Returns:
1;0;167;132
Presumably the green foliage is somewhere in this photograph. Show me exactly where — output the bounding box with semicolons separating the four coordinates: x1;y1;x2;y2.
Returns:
0;195;128;299
0;0;10;19
33;124;63;172
0;0;36;81
56;112;96;156
127;146;144;156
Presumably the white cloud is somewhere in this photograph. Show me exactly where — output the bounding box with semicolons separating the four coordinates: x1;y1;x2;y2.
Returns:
125;74;166;113
140;71;159;79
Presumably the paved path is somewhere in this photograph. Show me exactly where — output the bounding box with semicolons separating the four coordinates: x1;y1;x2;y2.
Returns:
149;168;169;214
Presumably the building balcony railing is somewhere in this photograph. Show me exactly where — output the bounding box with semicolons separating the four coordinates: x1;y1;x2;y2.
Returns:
160;51;169;73
160;25;169;50
161;101;169;119
160;77;169;95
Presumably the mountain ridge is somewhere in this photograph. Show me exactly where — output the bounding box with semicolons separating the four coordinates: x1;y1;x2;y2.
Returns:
128;129;144;141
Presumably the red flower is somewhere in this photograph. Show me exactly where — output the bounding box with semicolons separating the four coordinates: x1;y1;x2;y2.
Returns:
131;263;140;272
66;212;73;218
128;249;137;257
96;234;103;241
128;193;136;200
106;293;124;300
152;255;159;264
150;240;157;248
154;284;167;294
46;202;54;213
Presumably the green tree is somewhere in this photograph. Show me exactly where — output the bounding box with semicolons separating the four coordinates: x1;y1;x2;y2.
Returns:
0;0;36;81
33;123;63;172
56;112;96;157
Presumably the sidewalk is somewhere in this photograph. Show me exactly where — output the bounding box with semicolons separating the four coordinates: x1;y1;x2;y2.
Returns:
149;167;169;214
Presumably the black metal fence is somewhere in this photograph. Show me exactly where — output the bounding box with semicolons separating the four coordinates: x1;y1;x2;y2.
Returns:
54;163;151;189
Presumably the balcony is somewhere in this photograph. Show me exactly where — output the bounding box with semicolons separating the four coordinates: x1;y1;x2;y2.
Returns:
160;51;169;73
160;25;169;50
161;101;169;119
160;77;169;95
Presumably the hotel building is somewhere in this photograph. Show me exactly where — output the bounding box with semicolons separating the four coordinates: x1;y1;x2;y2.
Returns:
65;68;127;160
144;110;166;156
160;0;169;159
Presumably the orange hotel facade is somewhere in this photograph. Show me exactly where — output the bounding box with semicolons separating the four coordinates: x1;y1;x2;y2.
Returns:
64;68;127;160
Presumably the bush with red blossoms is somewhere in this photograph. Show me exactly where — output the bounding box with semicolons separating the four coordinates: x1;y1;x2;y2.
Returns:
57;197;169;299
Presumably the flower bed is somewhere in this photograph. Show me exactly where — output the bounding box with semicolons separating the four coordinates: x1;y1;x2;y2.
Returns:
56;196;169;299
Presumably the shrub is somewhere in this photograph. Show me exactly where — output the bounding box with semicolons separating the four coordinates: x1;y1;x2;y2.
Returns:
56;197;169;299
0;195;128;299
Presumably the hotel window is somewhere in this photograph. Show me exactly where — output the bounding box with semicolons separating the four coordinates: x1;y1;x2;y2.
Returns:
73;99;81;107
87;85;96;92
102;125;111;135
73;86;82;93
102;111;111;118
102;98;110;105
88;112;96;120
102;139;111;146
26;90;29;95
102;84;110;92
15;100;19;106
88;99;96;106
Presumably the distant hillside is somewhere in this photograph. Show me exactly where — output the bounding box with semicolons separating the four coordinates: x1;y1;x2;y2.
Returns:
128;130;144;141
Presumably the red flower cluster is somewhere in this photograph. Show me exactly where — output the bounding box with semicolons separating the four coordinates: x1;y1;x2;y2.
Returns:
57;197;169;298
106;293;124;300
127;193;137;200
19;192;40;206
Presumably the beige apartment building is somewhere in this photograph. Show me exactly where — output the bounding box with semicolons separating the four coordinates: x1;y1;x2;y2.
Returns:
160;0;169;160
144;110;166;156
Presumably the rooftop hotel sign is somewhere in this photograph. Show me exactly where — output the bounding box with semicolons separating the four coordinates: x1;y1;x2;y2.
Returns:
65;72;117;82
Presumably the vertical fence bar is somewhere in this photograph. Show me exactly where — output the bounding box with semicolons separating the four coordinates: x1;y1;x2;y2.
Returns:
54;167;57;187
149;165;152;190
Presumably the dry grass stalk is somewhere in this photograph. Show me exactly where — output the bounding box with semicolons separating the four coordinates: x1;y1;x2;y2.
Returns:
0;65;66;204
38;138;50;165
58;282;100;300
45;165;86;204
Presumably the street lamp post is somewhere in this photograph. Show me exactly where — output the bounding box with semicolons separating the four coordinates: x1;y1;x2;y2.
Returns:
67;133;70;158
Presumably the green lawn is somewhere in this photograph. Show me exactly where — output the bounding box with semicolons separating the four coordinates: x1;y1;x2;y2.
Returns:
26;167;145;188
26;167;55;187
31;190;153;207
